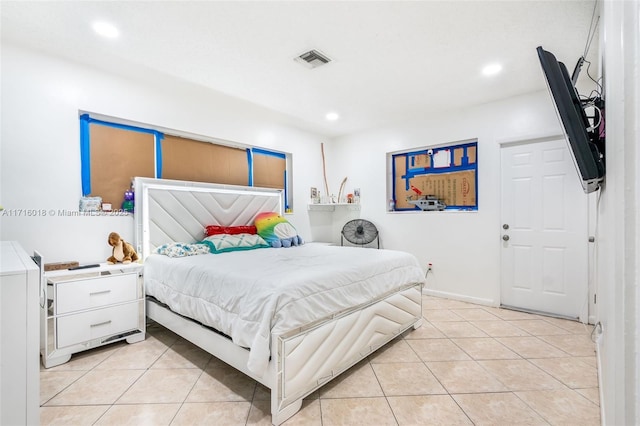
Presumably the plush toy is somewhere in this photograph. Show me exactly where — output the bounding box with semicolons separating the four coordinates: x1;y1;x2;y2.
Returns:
254;212;304;248
107;232;139;264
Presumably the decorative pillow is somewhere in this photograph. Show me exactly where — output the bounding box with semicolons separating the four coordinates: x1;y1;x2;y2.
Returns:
204;225;257;237
200;233;269;253
254;212;304;248
154;242;211;258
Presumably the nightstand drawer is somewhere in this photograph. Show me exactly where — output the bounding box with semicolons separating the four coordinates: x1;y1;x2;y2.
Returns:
56;301;140;348
56;273;138;314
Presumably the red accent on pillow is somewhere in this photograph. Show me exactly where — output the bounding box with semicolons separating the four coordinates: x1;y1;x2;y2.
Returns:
204;225;257;236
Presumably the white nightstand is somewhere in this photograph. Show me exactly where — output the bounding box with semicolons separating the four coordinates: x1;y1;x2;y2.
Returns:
40;262;145;368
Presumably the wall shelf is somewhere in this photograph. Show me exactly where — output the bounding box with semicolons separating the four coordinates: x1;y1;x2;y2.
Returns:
308;203;361;212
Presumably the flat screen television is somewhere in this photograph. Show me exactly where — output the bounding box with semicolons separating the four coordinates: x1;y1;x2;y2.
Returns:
536;46;605;193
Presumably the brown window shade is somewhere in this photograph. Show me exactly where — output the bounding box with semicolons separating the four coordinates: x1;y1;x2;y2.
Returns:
89;124;155;208
161;135;249;185
253;153;285;189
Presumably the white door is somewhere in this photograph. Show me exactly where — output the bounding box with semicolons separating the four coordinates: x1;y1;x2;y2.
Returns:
500;138;588;320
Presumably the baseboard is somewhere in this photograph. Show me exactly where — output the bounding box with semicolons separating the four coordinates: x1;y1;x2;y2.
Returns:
500;304;583;322
422;288;497;307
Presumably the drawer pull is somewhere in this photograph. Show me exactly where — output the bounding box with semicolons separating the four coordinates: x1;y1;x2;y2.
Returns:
90;320;112;328
89;290;111;296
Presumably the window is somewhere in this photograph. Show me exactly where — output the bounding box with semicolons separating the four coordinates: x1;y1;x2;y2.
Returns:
79;114;291;211
390;140;478;211
80;116;160;209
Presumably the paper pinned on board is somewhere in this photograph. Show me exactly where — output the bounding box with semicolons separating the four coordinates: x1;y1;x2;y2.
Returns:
433;149;451;168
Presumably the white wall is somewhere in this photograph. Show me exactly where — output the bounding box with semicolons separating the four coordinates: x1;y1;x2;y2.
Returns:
0;44;326;263
325;91;567;305
597;0;639;425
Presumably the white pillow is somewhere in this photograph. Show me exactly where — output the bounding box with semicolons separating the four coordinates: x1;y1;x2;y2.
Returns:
154;242;211;258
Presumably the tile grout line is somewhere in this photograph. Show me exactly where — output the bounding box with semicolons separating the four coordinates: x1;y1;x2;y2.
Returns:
40;297;600;425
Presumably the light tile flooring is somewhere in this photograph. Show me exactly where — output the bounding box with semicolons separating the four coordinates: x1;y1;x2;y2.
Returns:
40;296;601;425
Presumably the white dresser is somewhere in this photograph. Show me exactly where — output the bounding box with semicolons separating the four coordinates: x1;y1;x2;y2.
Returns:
41;262;145;368
0;241;40;426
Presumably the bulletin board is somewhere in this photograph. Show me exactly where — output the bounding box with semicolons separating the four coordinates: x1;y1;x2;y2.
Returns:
392;141;478;211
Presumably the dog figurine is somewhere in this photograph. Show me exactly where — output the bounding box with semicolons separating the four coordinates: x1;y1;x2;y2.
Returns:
107;232;139;264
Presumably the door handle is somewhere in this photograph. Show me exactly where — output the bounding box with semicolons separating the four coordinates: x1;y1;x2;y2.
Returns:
502;235;510;241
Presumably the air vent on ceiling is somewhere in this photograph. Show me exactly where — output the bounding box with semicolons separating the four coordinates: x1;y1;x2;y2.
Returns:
294;49;332;69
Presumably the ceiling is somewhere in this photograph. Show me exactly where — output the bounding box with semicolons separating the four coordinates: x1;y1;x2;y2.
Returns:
0;1;599;138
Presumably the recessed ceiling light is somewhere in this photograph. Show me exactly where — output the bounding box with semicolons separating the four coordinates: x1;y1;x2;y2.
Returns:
482;63;502;76
326;112;339;121
92;21;119;38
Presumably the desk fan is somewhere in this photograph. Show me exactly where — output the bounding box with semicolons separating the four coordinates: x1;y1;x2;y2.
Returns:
341;219;379;248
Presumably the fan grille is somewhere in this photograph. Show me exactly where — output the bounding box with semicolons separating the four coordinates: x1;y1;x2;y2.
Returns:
341;219;379;247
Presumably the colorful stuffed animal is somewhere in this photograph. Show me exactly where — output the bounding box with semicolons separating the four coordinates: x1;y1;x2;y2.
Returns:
107;232;139;264
254;212;304;248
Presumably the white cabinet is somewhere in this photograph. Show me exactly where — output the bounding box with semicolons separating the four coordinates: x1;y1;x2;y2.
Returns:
0;241;39;426
41;262;145;368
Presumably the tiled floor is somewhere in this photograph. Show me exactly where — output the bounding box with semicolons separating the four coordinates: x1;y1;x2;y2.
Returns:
40;295;601;425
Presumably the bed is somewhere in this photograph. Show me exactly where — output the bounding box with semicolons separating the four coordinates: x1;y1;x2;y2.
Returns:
134;177;425;425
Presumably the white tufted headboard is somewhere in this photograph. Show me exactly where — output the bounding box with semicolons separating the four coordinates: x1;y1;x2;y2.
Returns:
134;177;283;260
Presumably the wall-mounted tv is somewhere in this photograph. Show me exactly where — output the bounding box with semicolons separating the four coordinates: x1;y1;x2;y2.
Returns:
536;46;605;193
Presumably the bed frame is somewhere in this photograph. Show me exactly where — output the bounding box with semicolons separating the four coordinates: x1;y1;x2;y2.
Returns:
134;177;423;425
